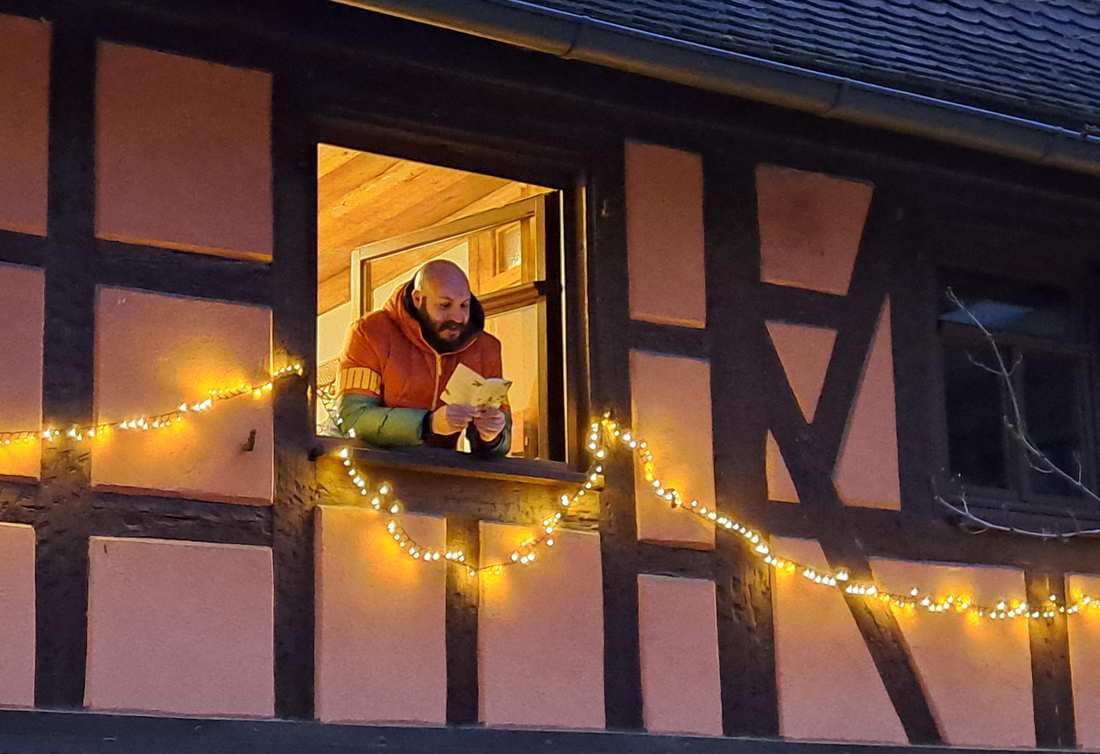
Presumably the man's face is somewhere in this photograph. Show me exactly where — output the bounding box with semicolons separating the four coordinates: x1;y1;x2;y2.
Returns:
414;288;471;343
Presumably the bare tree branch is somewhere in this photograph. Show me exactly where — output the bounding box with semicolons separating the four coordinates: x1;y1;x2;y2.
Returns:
966;350;1023;377
1026;455;1054;475
933;476;1100;539
965;353;1005;376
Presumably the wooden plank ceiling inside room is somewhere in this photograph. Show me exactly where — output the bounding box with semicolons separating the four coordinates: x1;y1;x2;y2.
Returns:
317;144;552;314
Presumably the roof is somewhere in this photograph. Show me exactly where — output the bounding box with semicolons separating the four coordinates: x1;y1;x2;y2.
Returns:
504;0;1100;131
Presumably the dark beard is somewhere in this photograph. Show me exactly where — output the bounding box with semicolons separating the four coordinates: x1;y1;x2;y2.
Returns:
413;300;474;353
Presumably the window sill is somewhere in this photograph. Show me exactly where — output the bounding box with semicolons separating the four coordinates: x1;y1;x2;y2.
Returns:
311;436;587;486
944;490;1100;533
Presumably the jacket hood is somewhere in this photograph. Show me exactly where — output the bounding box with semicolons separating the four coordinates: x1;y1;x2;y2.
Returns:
383;279;486;356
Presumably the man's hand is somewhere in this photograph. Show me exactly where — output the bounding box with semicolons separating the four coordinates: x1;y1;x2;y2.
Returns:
473;408;506;443
431;404;477;436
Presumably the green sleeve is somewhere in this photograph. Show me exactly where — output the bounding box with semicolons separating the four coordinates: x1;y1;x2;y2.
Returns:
337;394;428;448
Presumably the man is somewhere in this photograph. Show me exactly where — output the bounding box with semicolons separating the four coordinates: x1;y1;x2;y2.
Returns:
334;259;511;455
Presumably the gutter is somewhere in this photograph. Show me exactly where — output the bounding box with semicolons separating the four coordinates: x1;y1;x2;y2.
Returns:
331;0;1100;178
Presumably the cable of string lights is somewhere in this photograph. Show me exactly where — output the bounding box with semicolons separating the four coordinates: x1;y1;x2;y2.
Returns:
334;442;590;577
0;363;304;446
344;413;1100;623
2;364;1095;623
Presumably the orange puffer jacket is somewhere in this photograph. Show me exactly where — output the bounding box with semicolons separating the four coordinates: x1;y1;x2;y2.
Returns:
336;281;509;451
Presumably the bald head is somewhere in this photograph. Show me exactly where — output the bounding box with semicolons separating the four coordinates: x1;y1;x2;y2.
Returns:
413;260;470;299
411;260;472;346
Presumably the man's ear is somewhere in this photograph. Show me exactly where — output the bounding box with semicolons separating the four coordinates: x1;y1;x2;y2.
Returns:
411;289;423;307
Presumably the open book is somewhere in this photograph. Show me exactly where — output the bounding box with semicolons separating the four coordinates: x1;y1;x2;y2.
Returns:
440;363;512;410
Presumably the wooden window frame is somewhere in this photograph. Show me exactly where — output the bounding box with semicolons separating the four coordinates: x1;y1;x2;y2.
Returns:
350;197;547;315
935;263;1100;520
312;127;583;472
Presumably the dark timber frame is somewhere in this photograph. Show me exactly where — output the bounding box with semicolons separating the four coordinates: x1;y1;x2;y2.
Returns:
0;708;1084;754
1;0;1100;750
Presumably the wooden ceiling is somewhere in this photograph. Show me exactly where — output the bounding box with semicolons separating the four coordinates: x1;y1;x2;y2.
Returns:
317;144;552;314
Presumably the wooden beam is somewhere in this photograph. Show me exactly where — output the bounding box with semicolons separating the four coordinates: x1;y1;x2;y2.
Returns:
316;143;361;179
366;172;513;247
437;182;552;224
318;161;461;266
316;150;401;212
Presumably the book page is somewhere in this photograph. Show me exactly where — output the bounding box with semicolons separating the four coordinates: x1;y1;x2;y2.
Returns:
441;363;512;409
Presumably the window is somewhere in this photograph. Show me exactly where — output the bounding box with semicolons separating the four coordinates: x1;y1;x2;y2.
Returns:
315;144;564;460
938;270;1094;505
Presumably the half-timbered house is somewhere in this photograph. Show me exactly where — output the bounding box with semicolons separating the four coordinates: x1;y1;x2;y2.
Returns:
1;1;1099;751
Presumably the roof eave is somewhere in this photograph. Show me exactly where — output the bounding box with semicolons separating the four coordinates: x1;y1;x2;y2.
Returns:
332;0;1100;178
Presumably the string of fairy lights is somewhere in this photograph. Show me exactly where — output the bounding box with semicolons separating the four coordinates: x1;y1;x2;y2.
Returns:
335;443;580;576
2;363;1097;623
0;363;304;447
341;414;1100;623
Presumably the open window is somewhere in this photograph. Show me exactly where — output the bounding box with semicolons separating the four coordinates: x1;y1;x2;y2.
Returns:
315;144;565;460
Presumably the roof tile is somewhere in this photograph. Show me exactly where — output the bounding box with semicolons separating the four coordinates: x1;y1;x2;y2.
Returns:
504;0;1100;127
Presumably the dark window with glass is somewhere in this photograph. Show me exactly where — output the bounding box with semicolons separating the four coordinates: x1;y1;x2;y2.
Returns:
939;271;1093;504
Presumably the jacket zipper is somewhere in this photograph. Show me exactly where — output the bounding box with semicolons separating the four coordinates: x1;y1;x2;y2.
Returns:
431;353;443;410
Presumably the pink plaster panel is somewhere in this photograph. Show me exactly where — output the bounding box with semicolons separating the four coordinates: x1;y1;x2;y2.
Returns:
479;524;604;729
625;142;706;328
1065;573;1100;748
95;42;272;261
91;287;273;504
834;299;901;510
870;558;1034;748
766;431;798;504
756;164;872;295
771;537;906;744
766;321;836;423
630;350;715;549
0;263;44;480
0;14;49;236
637;574;722;736
315;505;446;724
85;536;274;717
0;523;35;708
